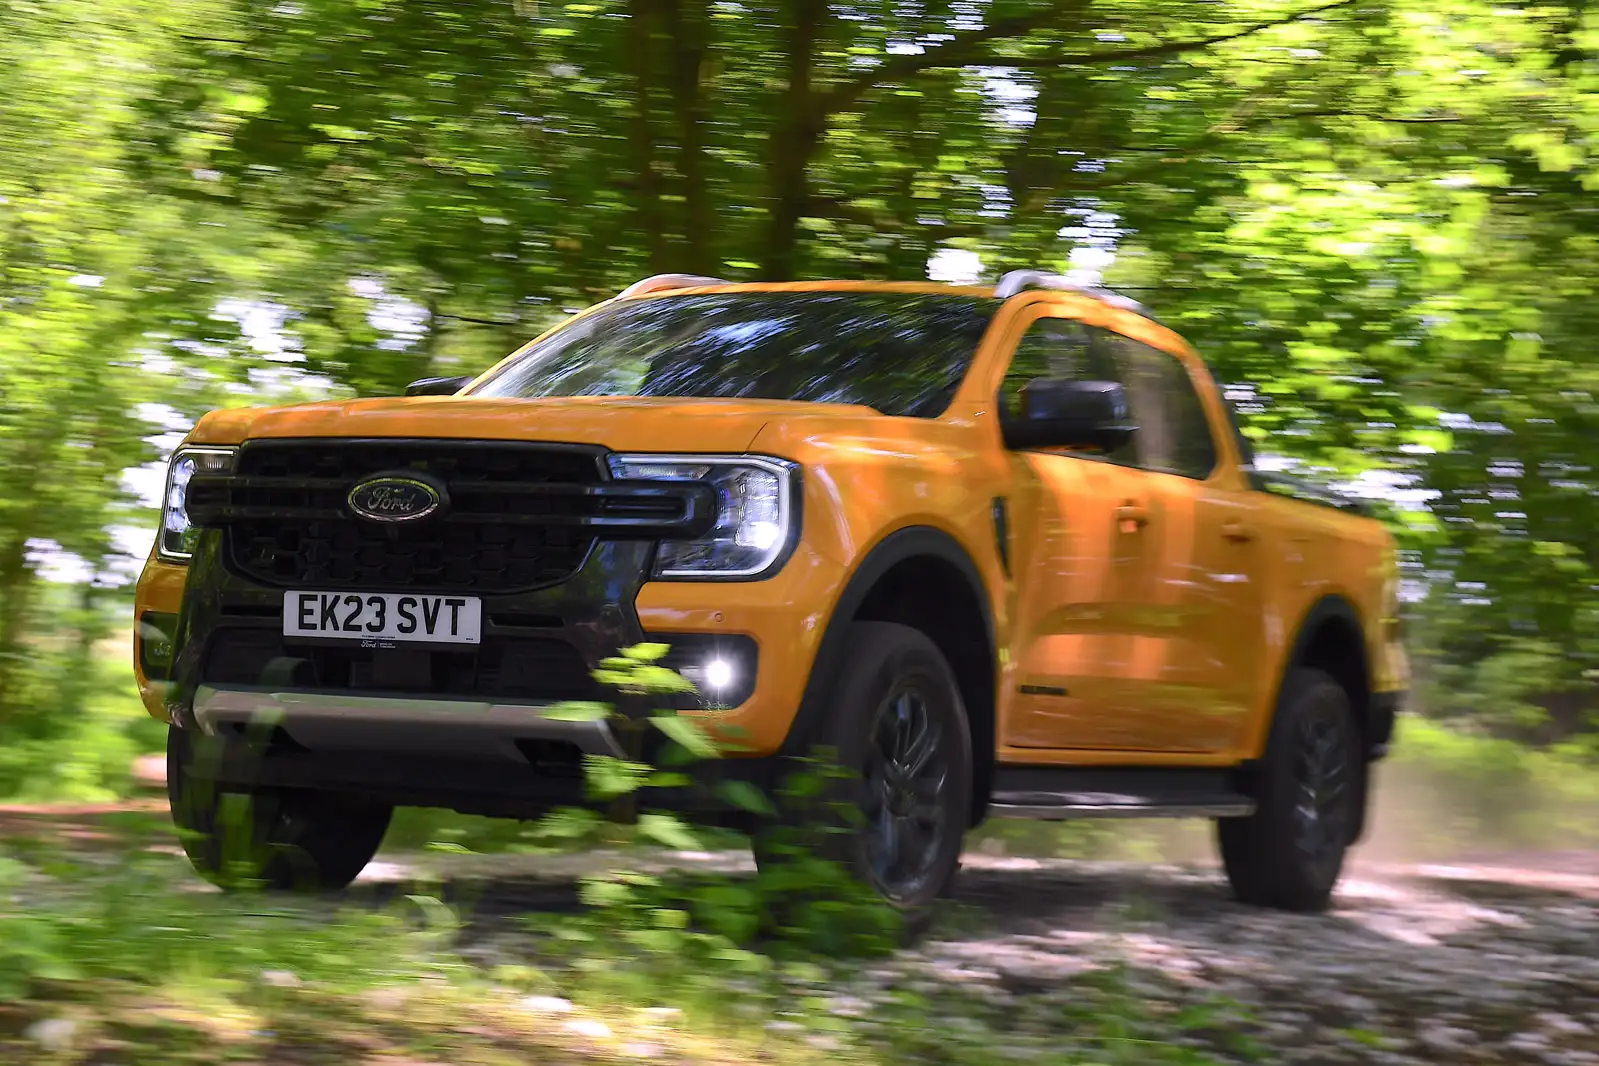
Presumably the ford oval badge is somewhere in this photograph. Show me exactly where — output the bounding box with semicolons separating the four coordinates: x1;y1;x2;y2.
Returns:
347;475;443;523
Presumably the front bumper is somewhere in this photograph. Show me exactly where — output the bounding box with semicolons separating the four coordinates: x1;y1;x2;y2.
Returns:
134;528;844;762
192;684;626;760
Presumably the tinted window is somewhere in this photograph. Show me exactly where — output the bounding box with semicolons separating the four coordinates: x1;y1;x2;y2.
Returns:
1107;335;1218;480
998;320;1217;479
998;318;1138;467
471;292;998;418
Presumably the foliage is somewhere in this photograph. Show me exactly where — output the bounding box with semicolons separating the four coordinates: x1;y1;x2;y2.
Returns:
1376;715;1599;857
3;0;1599;739
0;844;460;1002
519;644;905;968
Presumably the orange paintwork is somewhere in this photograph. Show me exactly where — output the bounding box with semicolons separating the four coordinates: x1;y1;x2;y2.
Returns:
134;277;1408;766
133;558;186;718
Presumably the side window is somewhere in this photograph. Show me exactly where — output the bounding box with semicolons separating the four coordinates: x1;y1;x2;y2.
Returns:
1106;335;1218;480
997;318;1137;468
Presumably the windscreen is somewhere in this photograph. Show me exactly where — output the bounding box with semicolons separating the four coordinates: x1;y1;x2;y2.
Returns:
469;291;999;418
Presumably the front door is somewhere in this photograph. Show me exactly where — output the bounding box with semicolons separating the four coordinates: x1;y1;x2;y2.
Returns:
998;315;1165;749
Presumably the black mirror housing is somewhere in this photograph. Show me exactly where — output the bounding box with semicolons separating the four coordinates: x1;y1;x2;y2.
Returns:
1002;378;1136;452
405;375;473;397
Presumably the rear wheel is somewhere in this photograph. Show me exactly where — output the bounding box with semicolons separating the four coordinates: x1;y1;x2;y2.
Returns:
167;726;392;892
1217;668;1363;912
754;622;972;924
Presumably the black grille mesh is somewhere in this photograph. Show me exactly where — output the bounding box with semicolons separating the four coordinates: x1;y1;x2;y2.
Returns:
204;440;607;593
203;626;598;702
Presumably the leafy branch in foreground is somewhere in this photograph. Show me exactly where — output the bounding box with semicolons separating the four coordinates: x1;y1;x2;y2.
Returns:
523;643;902;978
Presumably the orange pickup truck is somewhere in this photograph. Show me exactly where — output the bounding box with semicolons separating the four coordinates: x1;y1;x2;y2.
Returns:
134;272;1407;914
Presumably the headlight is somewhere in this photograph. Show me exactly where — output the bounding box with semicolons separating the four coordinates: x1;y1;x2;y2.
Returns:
158;446;236;563
608;454;797;579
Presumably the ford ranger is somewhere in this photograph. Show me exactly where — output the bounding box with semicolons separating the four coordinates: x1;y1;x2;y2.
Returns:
133;271;1408;913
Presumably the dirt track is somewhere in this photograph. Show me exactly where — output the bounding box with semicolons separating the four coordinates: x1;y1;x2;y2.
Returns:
343;846;1599;1065
7;799;1599;1063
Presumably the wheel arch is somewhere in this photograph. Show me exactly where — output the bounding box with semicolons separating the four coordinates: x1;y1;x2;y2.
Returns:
781;526;997;827
1273;593;1379;840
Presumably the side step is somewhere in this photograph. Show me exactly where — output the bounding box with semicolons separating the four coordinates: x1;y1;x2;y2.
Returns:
989;791;1255;820
987;765;1257;820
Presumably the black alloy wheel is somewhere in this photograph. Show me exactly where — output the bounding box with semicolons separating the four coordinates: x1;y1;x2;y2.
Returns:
1217;667;1364;912
863;684;953;904
754;621;973;926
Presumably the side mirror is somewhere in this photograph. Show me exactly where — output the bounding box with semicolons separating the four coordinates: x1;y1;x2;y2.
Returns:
405;375;473;397
1002;378;1136;452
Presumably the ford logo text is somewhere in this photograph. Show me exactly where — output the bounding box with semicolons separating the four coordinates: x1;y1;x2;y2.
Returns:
347;476;444;523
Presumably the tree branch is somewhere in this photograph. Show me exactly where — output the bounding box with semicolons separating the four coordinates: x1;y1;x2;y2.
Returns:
435;312;519;327
821;0;1360;116
819;0;1090;117
995;0;1360;68
1212;106;1464;133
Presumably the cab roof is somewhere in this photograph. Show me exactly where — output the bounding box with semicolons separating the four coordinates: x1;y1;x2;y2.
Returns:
613;271;1153;318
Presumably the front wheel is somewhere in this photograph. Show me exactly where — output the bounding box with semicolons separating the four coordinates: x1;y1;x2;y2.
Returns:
754;622;973;923
167;726;393;892
1217;668;1364;912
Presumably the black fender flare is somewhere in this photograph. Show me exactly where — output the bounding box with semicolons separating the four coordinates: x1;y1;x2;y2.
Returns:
1281;594;1369;698
779;526;996;764
1271;593;1377;840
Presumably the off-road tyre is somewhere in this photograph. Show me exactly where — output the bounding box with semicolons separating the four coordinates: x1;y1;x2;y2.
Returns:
753;622;973;930
167;725;393;892
1217;668;1364;912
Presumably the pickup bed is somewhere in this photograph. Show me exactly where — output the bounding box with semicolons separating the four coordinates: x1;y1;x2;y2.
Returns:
134;271;1408;915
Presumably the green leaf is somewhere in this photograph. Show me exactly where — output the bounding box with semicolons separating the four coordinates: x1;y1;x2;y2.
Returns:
583;755;652;799
637;812;702;850
541;701;613;723
716;779;775;817
649;714;719;759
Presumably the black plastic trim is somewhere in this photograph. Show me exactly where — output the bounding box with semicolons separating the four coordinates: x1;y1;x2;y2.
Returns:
777;526;995;761
137;611;179;681
166;528;653;729
991;496;1010;576
646;632;760;710
1368;689;1403;760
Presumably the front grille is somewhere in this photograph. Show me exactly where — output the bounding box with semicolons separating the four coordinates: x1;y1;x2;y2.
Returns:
185;439;713;594
203;626;599;703
227;517;591;592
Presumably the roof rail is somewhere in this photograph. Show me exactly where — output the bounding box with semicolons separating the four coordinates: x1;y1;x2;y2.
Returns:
992;270;1150;315
616;273;731;299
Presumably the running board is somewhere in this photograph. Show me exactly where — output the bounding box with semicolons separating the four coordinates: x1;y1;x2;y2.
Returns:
987;765;1258;820
988;790;1256;820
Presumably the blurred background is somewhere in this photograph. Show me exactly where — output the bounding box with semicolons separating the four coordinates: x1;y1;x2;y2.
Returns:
2;0;1598;1061
5;0;1596;814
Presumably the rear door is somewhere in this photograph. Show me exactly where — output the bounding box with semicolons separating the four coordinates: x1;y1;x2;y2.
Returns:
1093;331;1271;752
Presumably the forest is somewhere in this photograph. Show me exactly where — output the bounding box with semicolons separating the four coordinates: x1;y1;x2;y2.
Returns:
0;1;1597;1060
7;0;1593;761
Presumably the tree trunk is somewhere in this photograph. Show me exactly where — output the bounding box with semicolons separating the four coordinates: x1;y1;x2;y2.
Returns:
761;0;827;280
628;0;668;272
663;0;714;275
0;533;35;718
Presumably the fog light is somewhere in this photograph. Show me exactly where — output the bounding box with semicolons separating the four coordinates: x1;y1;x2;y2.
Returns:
682;657;736;693
703;658;734;690
137;612;180;681
650;634;758;710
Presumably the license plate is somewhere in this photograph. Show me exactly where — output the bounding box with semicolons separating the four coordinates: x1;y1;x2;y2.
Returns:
282;591;482;646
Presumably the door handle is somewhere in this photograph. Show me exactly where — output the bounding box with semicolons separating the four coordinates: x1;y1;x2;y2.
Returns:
1222;519;1256;543
1115;501;1149;534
